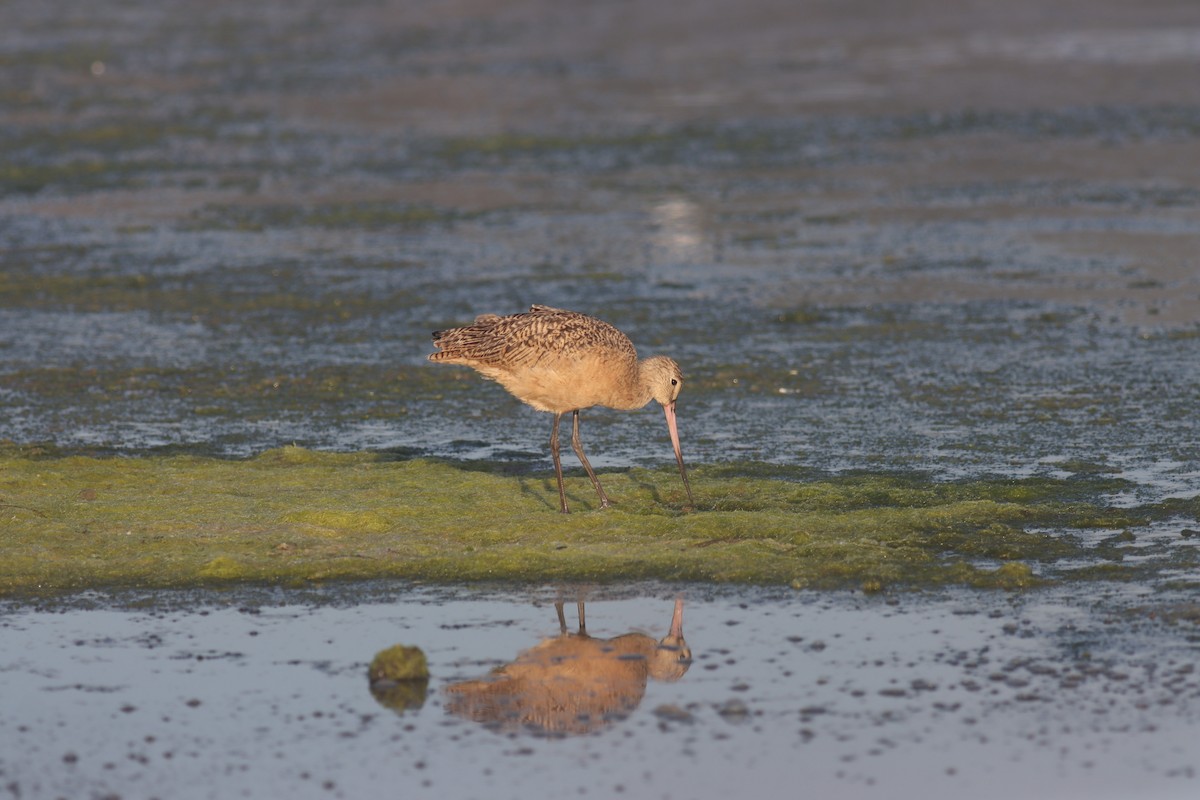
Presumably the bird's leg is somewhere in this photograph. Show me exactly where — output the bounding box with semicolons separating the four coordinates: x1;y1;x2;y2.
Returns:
577;600;586;634
555;601;567;633
550;412;570;513
571;410;612;509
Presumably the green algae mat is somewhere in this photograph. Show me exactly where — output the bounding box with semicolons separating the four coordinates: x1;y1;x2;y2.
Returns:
2;445;1197;597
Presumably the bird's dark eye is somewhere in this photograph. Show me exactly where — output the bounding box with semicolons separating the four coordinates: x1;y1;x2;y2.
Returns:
671;379;678;386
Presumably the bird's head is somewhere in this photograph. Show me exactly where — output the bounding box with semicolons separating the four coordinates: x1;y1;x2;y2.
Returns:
649;598;692;682
641;355;685;407
650;635;693;682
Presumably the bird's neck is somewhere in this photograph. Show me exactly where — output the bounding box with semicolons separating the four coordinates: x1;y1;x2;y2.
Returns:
607;359;655;410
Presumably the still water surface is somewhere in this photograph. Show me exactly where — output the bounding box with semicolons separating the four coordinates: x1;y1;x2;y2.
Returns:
4;584;1198;800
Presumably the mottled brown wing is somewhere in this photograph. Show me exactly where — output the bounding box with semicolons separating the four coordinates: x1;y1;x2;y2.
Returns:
430;307;636;369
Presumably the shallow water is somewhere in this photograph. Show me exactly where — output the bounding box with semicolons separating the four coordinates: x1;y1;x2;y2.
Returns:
3;583;1199;800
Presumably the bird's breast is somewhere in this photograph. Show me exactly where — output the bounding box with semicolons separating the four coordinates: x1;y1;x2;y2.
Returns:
493;359;643;413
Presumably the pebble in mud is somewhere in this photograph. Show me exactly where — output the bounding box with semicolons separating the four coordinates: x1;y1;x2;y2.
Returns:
653;704;696;725
715;699;751;722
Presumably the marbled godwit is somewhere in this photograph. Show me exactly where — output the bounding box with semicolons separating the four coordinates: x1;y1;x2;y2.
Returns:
443;599;690;735
428;305;694;513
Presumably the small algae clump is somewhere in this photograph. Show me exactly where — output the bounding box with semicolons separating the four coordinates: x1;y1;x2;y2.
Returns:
0;446;1196;596
368;644;430;713
369;644;430;682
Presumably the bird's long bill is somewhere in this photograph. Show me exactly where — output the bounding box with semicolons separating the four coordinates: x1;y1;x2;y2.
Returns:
663;401;695;508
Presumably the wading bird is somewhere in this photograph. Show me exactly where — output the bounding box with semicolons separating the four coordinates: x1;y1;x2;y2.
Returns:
428;305;694;513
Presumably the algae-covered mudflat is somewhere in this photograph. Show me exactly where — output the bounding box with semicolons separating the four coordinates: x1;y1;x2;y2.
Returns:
3;444;1200;596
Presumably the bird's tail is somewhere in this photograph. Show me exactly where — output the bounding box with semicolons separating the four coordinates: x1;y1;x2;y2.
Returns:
428;327;456;360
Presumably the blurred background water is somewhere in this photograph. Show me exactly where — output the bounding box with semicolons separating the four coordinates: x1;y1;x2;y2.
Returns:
2;0;1198;496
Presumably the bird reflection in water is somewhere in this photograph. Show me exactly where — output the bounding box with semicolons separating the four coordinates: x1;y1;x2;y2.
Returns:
444;598;691;736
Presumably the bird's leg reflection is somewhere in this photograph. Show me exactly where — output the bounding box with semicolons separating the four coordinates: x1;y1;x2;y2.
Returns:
444;598;692;736
554;599;587;635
